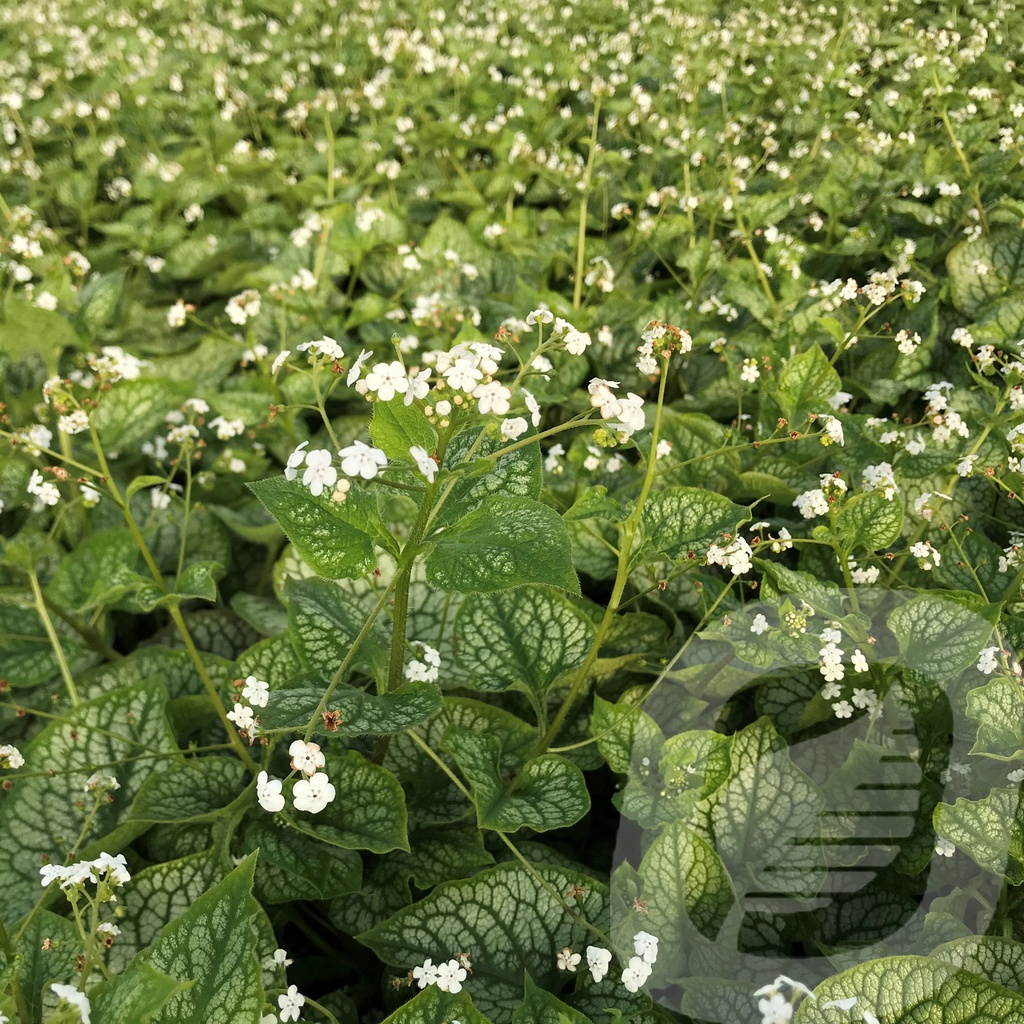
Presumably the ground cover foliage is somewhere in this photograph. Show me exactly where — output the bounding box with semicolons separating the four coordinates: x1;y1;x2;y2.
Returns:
2;0;1024;1021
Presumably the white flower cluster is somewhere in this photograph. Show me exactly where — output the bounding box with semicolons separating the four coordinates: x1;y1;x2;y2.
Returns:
412;957;468;993
588;378;646;437
40;852;130;892
404;641;441;683
225;288;261;325
86;345;148;382
555;931;658;992
27;468;60;508
706;536;754;575
923;381;969;443
793;472;846;519
909;540;941;571
257;741;337;816
861;461;898;499
226;674;270;742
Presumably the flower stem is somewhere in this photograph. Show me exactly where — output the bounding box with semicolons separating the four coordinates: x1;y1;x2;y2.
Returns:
533;353;671;756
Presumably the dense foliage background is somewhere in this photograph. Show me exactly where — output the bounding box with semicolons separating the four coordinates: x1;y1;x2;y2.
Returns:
2;0;1024;1022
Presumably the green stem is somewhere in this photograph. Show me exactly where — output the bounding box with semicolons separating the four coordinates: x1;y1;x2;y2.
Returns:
534;353;671;756
28;568;80;706
0;916;31;1024
573;96;602;310
88;425;257;773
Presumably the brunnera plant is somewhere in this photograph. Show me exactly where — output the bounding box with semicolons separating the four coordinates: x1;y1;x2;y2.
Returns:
2;0;1024;1022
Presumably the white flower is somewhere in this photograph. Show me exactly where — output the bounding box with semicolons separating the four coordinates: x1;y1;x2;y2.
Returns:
832;700;854;719
563;328;592;355
292;771;336;813
289;740;325;776
750;614;769;635
364;361;410;401
338;440;387;480
820;414;845;445
226;289;261;325
740;358;761;383
404;367;432;405
0;744;25;769
633;930;659;964
271;948;293;967
302;449;339;495
1007;768;1024;784
226;704;256;731
435;959;468;993
586;945;612;983
500;416;528;440
522;389;542;427
283;440;309;481
167;300;188;328
910;540;940;570
27;469;60;507
271;350;291;374
256;771;285;813
444;357;484;392
821;682;842;701
556;947;582;971
621;955;652;993
758;992;793;1024
851;649;869;673
413;958;439;989
473;380;512;416
58;410;90;435
209;416;246;440
977;646;999;675
347;348;372;386
526;308;554;325
656;439;673;458
851;688;877;710
934;837;955;857
241;676;269;707
410;445;437;483
278;984;305;1022
51;984;91;1024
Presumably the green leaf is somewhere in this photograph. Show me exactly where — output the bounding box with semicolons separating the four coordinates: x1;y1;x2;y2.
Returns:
0;299;78;364
134;853;265;1024
239;817;362;903
433;426;542;527
837;491;903;552
966;676;1024;760
426;497;579;594
106;850;224;971
173;560;224;603
692;717;825;897
638;487;749;563
90;962;190;1024
0;597;91;686
286;577;388;677
562;485;624;522
931;936;1024;990
934;789;1024;884
300;750;410;853
126;475;170;501
793;955;1024;1023
382;984;493;1024
0;681;174;924
92;379;192;451
889;592;1000;681
390;825;496;890
370;399;438;463
261;681;441;736
15;911;80;1021
756;559;846;618
514;973;594;1023
248;476;378;579
947;229;1024;317
636;822;736;985
46;528;141;612
453;587;594;697
358;862;609;1022
129;757;246;824
442;725;590;833
591;695;664;775
776;343;842;422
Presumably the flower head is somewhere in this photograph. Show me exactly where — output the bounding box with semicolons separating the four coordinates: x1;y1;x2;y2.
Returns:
339;440;388;480
256;771;285;813
292;771;336;813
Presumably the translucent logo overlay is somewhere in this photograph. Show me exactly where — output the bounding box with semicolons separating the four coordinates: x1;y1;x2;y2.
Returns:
609;588;1018;1020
